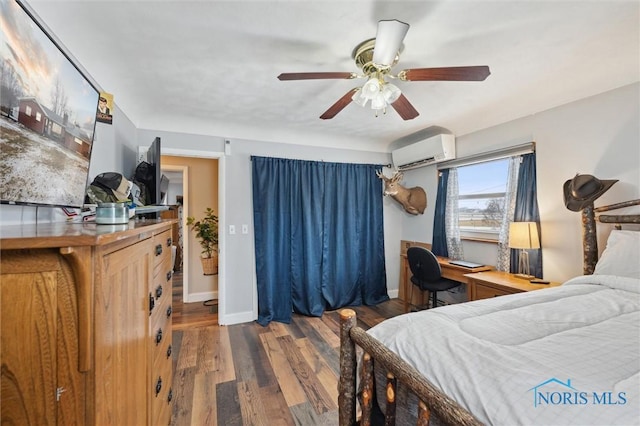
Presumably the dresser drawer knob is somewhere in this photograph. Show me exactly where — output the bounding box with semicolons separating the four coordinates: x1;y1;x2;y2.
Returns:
166;305;172;318
155;328;163;345
166;271;172;281
155;244;163;256
167;237;172;247
155;285;163;299
167;387;173;404
166;344;172;358
155;377;162;396
149;293;155;314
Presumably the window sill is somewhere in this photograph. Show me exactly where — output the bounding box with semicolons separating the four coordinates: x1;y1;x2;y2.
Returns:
460;236;499;244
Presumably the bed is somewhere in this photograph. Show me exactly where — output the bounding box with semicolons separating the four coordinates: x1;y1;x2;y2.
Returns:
338;201;640;426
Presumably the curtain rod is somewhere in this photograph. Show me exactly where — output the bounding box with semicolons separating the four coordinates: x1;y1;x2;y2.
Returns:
249;156;391;168
437;141;535;170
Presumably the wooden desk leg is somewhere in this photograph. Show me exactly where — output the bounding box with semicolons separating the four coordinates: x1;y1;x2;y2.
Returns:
404;276;409;313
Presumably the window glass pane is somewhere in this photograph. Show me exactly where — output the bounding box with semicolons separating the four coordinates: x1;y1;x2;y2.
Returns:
457;158;509;234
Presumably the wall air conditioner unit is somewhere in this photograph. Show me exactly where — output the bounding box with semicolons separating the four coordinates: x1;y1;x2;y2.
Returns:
391;134;456;171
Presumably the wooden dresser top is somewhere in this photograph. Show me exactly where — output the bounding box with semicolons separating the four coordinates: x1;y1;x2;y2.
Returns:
0;219;175;250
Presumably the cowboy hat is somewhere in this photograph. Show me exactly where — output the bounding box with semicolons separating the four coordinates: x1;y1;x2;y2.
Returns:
563;173;617;212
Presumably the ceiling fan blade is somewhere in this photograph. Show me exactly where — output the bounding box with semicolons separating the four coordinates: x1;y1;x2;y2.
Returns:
319;89;357;120
391;94;420;120
277;72;355;81
400;66;491;81
372;19;410;67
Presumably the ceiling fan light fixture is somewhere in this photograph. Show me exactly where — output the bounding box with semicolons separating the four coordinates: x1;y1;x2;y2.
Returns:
353;79;400;114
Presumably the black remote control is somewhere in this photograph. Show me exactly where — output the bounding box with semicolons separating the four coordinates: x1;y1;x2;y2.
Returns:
530;279;550;284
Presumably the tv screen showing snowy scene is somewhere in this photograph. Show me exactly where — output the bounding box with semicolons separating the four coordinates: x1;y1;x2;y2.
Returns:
0;0;100;208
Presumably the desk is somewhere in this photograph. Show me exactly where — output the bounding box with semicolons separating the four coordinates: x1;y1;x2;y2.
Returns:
399;240;493;312
465;271;561;301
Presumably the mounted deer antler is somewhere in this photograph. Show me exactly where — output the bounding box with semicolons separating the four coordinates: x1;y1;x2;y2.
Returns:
377;171;426;215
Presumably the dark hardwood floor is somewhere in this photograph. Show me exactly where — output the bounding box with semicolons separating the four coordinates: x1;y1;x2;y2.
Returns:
170;272;404;425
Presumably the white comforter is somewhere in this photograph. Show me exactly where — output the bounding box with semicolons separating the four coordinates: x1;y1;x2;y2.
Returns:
367;275;640;425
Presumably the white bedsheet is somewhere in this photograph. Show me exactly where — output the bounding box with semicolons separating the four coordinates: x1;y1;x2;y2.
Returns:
367;275;640;425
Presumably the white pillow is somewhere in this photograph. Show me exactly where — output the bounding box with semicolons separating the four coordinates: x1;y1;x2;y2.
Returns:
593;230;640;279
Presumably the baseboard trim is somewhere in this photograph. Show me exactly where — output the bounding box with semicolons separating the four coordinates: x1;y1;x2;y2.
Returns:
219;310;255;326
185;291;218;303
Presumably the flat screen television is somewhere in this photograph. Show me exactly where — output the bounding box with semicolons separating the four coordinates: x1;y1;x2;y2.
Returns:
146;137;162;205
0;0;100;208
159;174;170;205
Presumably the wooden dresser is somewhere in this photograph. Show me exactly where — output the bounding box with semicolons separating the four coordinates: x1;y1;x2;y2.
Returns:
0;220;175;425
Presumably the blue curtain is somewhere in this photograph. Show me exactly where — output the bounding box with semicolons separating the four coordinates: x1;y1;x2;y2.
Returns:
431;169;449;257
511;153;543;278
252;156;388;326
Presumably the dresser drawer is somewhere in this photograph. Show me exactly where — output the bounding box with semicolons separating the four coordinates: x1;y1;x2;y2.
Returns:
153;257;173;288
151;306;173;366
152;229;173;269
150;255;172;308
150;347;173;425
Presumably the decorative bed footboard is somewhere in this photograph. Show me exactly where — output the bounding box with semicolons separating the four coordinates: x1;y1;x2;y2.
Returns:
338;309;481;426
336;199;639;425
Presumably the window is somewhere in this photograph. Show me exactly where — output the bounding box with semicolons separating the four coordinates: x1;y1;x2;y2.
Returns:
51;123;62;135
457;158;510;239
35;112;41;121
25;105;32;116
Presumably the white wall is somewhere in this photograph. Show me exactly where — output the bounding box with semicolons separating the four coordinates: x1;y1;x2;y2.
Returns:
398;82;639;283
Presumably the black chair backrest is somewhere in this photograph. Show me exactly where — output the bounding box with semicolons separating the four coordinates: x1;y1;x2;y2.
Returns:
407;247;442;283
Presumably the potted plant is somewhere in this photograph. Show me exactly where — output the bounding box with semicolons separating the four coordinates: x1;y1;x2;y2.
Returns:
186;207;219;275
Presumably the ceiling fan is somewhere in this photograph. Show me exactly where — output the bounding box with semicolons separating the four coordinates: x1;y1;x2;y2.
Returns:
277;19;490;121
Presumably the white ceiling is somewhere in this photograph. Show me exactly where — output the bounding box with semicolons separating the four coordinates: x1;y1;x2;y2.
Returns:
28;0;639;153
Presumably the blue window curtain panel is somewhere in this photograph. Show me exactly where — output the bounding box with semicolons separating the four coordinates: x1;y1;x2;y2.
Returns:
251;156;388;326
510;153;543;278
431;169;449;257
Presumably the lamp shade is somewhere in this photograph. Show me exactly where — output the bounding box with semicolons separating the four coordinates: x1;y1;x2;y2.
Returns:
351;88;368;107
382;82;401;103
508;222;540;249
362;76;381;99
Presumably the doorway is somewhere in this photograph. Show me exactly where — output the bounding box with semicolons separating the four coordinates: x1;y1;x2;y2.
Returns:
161;148;224;324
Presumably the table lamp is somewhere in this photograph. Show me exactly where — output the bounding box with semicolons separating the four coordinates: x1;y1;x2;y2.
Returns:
509;222;540;279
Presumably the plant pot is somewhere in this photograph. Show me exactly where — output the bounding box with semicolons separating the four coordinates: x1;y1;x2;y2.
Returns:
200;255;218;276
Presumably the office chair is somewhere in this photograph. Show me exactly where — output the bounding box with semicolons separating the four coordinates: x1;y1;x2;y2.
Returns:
407;246;461;310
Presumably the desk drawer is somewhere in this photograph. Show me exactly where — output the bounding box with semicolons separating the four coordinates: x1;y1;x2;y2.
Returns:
474;283;514;300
